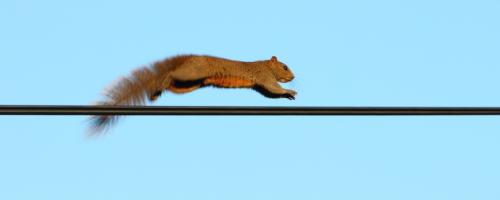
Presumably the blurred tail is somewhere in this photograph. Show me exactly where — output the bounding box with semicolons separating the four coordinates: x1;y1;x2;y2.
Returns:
87;66;164;134
88;55;191;135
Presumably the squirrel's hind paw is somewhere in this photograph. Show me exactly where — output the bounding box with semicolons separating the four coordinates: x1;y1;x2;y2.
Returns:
149;90;163;101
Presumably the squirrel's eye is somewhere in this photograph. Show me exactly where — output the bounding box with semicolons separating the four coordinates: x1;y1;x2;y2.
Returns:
283;65;288;70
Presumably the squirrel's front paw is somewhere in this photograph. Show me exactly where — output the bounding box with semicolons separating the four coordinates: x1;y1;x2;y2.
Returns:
284;89;297;100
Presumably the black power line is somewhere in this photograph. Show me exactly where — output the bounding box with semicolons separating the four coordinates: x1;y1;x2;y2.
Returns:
2;105;500;115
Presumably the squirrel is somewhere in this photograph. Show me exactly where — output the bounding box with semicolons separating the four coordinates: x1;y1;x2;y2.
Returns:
89;54;296;133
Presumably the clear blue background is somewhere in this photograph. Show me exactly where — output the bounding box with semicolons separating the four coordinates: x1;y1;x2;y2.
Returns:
1;0;499;199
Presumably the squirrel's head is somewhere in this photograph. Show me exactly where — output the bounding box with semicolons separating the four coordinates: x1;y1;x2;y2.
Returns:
268;56;294;83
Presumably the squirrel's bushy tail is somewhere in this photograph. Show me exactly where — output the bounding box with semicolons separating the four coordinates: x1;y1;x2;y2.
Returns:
88;55;190;135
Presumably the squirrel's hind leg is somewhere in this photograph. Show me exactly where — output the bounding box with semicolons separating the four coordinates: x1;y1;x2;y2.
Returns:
148;84;201;100
168;84;201;94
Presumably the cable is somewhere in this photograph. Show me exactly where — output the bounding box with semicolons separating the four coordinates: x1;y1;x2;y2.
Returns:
2;105;500;115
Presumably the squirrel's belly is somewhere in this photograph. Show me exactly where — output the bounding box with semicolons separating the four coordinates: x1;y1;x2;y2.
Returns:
204;76;254;88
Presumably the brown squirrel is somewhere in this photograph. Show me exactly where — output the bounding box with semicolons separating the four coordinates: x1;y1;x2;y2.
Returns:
89;54;296;133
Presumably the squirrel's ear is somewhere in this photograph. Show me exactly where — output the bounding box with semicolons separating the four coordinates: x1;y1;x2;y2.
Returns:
271;56;278;62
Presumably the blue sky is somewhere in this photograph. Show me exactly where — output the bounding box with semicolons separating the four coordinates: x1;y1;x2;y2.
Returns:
1;0;499;199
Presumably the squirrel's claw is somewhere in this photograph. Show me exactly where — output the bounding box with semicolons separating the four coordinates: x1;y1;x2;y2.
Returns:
284;90;296;100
